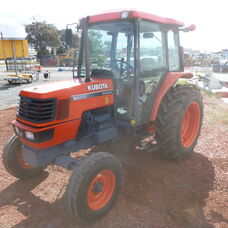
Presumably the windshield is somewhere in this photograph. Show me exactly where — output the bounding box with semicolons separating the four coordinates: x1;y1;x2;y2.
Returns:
79;21;134;78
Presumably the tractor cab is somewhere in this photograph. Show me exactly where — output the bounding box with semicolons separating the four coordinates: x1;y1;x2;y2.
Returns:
71;10;190;125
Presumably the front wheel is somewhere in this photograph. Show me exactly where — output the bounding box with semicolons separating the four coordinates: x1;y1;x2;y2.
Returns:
26;76;33;83
155;85;203;160
2;135;44;179
66;152;122;223
8;80;16;84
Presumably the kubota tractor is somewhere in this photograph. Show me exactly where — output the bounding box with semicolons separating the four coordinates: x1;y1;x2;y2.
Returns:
2;10;203;223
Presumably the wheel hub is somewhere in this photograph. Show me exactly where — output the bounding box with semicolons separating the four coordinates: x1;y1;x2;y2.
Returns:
87;169;116;210
92;182;103;194
18;150;33;169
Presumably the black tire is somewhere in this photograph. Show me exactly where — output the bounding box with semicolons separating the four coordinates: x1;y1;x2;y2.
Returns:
26;76;33;83
155;85;203;160
2;135;44;179
8;80;16;84
66;152;122;223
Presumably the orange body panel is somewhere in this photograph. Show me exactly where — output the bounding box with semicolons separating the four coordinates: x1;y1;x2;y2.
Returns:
150;72;193;121
13;77;114;149
13;119;81;149
17;78;114;128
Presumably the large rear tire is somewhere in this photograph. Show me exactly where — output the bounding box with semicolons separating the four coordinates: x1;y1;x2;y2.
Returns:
2;135;44;179
66;152;122;223
155;85;203;160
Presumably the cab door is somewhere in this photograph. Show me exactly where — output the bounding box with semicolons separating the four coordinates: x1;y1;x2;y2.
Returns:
137;20;168;123
137;20;182;124
112;25;135;122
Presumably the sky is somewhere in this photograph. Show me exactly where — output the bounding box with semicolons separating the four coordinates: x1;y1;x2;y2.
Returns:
0;0;227;51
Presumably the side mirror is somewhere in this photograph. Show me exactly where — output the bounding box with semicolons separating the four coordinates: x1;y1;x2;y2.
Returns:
187;24;196;31
180;24;196;32
65;29;73;47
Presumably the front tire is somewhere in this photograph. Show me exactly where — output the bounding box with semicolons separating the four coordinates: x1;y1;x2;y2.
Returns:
66;152;122;223
2;135;44;179
26;76;33;83
155;85;203;160
8;80;16;84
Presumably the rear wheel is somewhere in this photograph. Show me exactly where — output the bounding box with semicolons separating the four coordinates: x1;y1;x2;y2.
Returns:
66;152;122;223
155;85;203;160
2;135;44;179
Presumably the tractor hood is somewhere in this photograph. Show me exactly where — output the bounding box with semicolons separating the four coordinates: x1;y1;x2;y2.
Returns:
20;78;114;99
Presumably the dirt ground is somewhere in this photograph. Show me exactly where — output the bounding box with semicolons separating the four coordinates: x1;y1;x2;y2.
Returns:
0;95;227;228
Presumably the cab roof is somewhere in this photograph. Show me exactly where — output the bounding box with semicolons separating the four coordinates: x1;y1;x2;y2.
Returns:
88;9;184;26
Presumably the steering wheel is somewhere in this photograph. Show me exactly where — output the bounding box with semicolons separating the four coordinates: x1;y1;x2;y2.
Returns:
110;59;134;74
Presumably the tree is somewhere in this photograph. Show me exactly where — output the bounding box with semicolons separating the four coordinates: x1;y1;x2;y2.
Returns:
104;41;111;56
25;20;60;59
56;45;66;55
88;30;109;67
88;30;104;57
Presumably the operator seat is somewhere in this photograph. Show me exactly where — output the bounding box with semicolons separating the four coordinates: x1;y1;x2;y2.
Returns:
91;69;114;78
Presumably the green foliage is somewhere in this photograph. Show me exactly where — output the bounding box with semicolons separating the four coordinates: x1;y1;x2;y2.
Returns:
88;30;112;67
104;41;111;51
56;45;66;55
25;20;60;59
88;30;104;57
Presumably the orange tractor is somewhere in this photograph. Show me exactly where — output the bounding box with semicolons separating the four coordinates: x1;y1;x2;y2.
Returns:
2;10;203;223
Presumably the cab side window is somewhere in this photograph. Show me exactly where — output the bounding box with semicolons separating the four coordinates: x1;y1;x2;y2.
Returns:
167;30;180;71
140;22;167;71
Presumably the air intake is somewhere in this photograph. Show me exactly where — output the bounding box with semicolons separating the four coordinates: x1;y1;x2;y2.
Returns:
17;96;57;123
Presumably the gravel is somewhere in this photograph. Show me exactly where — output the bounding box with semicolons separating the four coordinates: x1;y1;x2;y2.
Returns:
0;94;227;228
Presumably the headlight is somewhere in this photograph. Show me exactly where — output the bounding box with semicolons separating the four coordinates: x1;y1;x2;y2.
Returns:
13;124;54;143
24;131;35;141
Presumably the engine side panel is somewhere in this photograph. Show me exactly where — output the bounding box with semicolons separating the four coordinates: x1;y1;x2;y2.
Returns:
16;78;114;127
13;77;115;149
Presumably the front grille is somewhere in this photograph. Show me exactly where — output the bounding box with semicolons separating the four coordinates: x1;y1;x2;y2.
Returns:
17;96;57;123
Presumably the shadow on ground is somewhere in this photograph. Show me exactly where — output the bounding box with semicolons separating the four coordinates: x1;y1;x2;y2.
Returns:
0;150;215;228
0;83;23;90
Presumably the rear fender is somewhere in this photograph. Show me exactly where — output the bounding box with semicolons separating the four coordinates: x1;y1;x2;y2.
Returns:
150;72;193;121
